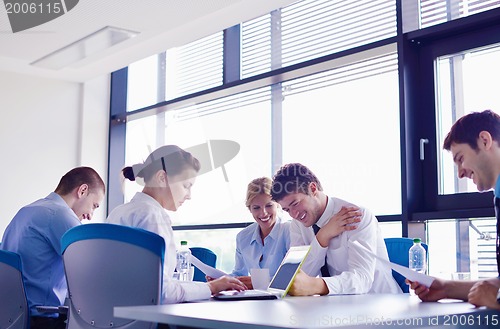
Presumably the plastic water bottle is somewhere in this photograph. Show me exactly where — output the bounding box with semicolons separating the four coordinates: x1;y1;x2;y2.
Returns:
409;238;426;274
176;240;192;281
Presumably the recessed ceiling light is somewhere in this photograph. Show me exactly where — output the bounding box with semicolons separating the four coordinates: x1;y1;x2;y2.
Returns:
30;26;139;70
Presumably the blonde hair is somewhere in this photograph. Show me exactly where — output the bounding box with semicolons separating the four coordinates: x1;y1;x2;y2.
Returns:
245;177;272;208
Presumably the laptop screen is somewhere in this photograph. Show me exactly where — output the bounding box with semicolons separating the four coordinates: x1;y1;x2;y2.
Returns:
268;246;310;290
269;262;302;289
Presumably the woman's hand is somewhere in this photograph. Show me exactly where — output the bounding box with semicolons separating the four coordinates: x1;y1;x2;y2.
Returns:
236;275;253;289
207;275;247;295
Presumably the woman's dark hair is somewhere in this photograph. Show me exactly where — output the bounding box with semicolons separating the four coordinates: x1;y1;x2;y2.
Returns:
443;110;500;151
122;145;200;182
271;163;322;202
55;167;105;195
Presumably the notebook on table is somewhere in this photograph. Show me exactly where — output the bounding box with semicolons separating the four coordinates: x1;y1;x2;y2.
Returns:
213;245;311;300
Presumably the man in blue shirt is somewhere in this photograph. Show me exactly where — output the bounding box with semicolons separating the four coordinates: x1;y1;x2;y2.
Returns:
1;167;105;329
409;110;500;310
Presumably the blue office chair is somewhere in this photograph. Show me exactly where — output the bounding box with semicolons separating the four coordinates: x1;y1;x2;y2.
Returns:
384;238;428;293
61;223;165;329
0;250;29;329
189;247;217;282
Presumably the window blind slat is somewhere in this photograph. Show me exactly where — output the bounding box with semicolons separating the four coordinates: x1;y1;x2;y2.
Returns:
173;88;271;121
419;0;500;29
282;53;397;98
241;14;271;79
241;0;396;79
165;32;223;99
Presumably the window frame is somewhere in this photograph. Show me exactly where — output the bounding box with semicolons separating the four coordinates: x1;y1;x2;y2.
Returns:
108;2;500;236
405;7;500;221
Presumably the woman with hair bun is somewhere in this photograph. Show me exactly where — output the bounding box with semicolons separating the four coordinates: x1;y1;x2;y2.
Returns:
107;145;246;304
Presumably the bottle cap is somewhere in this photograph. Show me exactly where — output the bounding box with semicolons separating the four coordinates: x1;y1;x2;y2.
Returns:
180;240;188;245
413;238;421;243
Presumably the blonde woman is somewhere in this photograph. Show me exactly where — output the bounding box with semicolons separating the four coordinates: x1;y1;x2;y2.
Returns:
231;177;291;287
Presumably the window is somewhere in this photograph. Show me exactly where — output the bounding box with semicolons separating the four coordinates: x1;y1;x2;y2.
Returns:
123;115;159;201
164;88;272;226
379;221;403;238
281;0;396;66
241;15;272;79
426;217;497;279
281;51;401;215
436;44;500;195
420;0;500;28
126;33;223;112
240;0;397;79
124;88;273;225
127;54;159;111
110;0;500;277
165;33;223;100
174;228;241;273
408;11;500;215
403;0;500;33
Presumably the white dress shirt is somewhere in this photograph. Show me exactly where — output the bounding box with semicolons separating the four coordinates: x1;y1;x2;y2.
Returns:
291;196;401;295
106;192;211;303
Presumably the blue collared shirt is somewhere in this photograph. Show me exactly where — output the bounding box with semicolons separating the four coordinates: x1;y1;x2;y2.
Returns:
1;192;80;316
231;216;291;277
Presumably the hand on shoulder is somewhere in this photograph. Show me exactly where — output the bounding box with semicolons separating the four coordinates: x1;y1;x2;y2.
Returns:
316;206;361;247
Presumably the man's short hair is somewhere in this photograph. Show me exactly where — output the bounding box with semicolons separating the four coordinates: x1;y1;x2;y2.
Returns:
55;167;105;195
271;163;322;202
443;110;500;151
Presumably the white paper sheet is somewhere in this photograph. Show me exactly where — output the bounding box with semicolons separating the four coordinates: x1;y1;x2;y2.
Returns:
189;254;228;279
352;241;435;287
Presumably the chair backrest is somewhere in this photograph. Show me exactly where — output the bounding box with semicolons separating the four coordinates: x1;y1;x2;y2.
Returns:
0;250;29;329
61;223;165;329
189;247;217;282
384;238;428;293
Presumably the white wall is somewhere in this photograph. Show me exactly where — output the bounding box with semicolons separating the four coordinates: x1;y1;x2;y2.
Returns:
80;75;110;219
0;71;109;237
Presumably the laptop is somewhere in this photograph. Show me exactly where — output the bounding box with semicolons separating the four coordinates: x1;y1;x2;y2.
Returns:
213;245;311;300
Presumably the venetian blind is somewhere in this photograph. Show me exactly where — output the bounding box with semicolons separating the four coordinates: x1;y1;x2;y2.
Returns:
165;32;223;100
281;0;397;67
420;0;500;29
281;52;398;97
241;0;397;79
171;87;271;122
241;14;272;79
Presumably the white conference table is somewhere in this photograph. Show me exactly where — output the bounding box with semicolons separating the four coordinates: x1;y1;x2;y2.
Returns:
114;293;500;328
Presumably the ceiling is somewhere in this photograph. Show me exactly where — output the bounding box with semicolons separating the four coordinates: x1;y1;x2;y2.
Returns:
0;0;296;82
